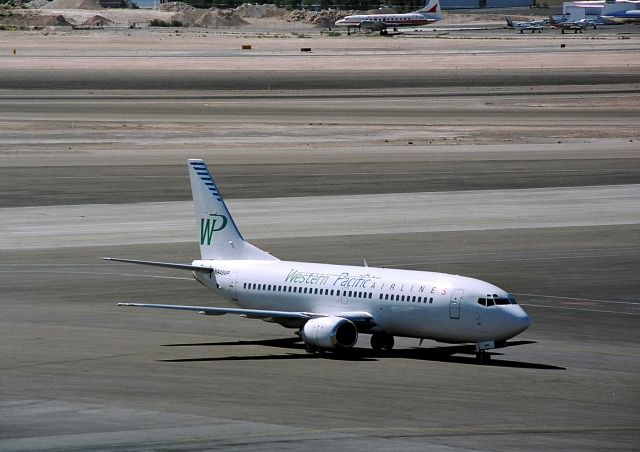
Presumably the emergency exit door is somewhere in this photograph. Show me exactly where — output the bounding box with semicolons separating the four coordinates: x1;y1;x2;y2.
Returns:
449;289;464;319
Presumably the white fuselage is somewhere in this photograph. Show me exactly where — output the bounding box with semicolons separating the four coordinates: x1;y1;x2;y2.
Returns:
510;22;544;29
335;13;436;29
110;158;530;357
193;259;530;344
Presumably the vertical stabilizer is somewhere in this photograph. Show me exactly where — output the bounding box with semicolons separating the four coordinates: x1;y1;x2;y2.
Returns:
417;0;442;19
188;159;278;261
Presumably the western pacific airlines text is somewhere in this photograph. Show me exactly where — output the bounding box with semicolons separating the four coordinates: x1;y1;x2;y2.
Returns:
285;268;446;295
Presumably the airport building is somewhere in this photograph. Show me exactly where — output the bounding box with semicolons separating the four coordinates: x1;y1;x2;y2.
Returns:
442;0;640;12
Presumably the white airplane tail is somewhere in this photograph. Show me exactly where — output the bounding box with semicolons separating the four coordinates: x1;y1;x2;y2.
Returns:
188;159;278;261
416;0;443;19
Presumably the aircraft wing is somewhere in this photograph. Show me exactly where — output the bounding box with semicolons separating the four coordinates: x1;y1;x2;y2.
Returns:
359;20;387;31
118;303;375;325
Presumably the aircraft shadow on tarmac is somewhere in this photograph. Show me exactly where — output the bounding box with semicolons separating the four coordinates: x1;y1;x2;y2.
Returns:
160;338;565;369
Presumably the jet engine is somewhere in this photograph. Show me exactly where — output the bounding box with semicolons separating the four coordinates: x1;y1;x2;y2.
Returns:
301;317;358;349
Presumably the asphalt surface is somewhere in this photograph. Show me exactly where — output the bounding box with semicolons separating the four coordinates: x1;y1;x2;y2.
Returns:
3;68;640;90
1;32;639;451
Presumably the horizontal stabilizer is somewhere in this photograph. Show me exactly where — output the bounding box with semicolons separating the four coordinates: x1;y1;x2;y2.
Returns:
103;257;213;273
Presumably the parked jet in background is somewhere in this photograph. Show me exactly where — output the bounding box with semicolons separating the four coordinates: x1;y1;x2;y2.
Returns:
335;0;443;35
600;9;640;23
106;159;531;362
505;16;546;33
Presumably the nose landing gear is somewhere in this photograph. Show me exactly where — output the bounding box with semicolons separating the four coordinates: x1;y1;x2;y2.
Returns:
475;350;492;363
475;340;495;363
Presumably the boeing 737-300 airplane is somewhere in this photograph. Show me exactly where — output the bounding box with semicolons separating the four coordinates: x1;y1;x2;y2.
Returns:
106;159;531;362
334;0;443;35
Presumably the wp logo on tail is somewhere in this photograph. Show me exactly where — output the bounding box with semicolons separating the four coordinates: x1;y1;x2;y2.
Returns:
200;213;228;246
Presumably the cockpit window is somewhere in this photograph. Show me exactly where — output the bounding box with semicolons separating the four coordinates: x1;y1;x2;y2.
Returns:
478;298;495;307
479;295;518;307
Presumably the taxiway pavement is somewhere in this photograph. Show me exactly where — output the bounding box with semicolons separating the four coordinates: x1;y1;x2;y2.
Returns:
1;32;639;450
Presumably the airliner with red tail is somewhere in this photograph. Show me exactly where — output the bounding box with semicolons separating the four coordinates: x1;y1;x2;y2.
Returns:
335;0;443;35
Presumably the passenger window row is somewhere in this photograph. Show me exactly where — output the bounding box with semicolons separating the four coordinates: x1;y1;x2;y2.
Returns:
241;282;433;303
242;282;374;299
380;293;433;303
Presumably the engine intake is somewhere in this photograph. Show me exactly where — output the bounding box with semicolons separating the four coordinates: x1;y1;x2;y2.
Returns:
301;317;358;349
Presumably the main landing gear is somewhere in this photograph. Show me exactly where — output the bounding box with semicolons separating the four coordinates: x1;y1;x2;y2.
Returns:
370;333;394;352
305;344;319;354
475;350;492;363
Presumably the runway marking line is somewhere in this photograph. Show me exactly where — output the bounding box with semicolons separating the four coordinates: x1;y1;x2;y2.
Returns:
47;423;636;441
513;292;638;305
520;303;640;316
382;250;640;270
0;352;145;372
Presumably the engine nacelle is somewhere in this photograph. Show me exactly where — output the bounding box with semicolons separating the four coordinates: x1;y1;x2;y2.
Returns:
301;317;358;349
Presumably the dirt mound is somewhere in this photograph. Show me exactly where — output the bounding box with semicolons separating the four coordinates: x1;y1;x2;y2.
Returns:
234;3;284;19
55;13;74;23
193;8;248;27
365;6;396;14
42;0;102;9
0;10;74;26
285;9;353;26
24;0;50;9
82;14;113;26
158;1;196;12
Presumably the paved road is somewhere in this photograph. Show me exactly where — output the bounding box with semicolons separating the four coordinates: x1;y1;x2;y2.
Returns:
3;68;640;90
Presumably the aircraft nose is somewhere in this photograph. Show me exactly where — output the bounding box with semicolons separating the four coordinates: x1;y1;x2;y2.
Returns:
510;306;531;335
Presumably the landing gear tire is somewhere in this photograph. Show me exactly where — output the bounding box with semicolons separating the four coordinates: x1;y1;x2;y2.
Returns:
475;351;491;363
371;334;394;352
305;344;318;354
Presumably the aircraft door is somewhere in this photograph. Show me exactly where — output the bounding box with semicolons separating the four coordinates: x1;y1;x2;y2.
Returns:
449;289;464;319
337;288;346;305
